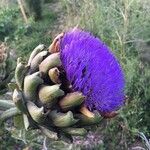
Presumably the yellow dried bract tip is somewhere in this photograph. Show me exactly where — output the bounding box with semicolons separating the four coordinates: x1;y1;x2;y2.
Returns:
79;106;94;118
49;33;64;53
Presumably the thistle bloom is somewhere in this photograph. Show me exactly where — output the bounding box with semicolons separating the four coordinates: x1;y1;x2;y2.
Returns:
5;29;125;140
60;28;125;113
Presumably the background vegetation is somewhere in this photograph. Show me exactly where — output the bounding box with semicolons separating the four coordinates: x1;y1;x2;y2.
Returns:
0;0;149;149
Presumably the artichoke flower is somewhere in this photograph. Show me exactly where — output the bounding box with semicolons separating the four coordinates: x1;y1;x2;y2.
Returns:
11;28;125;141
0;42;14;94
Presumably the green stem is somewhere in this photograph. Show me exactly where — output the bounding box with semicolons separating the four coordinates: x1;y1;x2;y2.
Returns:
0;99;15;110
39;126;58;140
0;107;21;122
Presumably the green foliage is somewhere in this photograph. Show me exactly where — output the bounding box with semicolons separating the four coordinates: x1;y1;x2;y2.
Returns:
0;126;25;150
0;8;19;41
0;7;32;42
0;4;56;57
9;5;56;57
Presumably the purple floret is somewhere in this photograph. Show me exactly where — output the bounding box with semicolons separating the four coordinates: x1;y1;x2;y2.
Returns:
60;28;125;113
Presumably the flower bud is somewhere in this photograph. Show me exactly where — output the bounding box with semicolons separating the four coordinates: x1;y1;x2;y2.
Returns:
59;92;85;111
38;84;64;106
49;110;78;127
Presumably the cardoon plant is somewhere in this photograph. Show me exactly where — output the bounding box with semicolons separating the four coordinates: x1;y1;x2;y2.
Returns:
0;28;125;142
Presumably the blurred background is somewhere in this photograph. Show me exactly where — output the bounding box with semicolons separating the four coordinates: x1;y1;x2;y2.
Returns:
0;0;149;149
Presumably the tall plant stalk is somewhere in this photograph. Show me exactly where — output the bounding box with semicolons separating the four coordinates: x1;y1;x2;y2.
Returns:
17;0;28;24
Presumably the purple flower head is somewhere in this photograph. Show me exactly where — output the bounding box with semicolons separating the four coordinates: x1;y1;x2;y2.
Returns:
60;28;125;113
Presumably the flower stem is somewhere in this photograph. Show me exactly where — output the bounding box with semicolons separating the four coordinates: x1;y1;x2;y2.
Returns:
0;107;21;123
0;99;15;110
